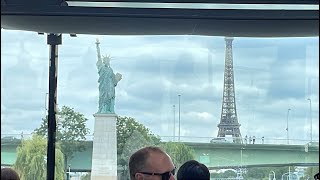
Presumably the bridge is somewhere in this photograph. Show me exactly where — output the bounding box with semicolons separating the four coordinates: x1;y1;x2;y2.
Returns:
1;140;318;172
188;142;318;169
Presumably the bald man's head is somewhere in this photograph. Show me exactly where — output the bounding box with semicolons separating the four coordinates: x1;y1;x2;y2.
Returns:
129;146;175;180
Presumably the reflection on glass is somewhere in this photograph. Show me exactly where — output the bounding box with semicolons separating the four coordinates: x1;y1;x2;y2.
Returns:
1;29;319;179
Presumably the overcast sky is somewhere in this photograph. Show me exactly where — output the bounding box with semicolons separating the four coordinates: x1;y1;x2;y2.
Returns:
1;30;319;144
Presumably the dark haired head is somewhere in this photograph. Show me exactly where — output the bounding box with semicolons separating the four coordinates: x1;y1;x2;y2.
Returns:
1;168;20;180
177;160;210;180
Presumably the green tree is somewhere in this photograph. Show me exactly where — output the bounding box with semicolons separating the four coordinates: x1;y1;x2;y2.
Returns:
34;105;90;174
116;116;161;180
210;172;222;178
243;166;294;180
80;173;91;180
244;167;266;179
14;135;64;180
305;166;319;179
159;142;195;169
222;170;237;178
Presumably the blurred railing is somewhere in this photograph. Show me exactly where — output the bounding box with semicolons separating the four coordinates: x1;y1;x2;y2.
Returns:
1;134;318;146
159;135;319;145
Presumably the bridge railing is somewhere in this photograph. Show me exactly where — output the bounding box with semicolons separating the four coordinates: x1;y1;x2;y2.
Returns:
158;135;319;146
1;134;318;146
0;134;94;141
211;178;242;180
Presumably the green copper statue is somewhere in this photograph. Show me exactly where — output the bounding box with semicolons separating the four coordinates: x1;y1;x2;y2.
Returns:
96;39;122;114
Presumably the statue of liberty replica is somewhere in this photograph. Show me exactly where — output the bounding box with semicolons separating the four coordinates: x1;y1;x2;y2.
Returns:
91;38;121;180
96;39;122;113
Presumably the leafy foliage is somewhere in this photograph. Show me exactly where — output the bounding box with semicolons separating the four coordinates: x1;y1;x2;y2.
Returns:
223;170;237;178
243;166;295;180
80;173;91;180
305;166;319;179
14;135;64;180
116;116;196;180
117;116;161;157
159;142;195;169
34;105;90;170
116;116;161;179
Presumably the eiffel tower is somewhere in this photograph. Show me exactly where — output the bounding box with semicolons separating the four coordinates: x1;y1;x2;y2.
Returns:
217;37;242;143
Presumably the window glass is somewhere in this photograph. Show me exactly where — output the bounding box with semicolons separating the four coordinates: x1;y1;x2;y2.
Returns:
1;29;319;179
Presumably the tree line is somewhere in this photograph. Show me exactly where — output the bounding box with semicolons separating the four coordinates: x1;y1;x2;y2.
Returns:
12;105;318;180
13;105;194;180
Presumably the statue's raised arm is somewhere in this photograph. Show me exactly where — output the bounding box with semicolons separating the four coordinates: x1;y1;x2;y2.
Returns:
96;38;103;68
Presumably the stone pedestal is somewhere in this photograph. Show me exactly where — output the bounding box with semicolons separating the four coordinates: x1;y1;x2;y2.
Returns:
91;114;117;180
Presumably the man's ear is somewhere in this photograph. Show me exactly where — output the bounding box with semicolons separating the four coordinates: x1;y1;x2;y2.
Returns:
135;173;144;180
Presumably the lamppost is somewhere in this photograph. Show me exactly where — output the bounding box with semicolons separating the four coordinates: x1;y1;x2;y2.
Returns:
286;108;291;144
173;105;176;142
178;94;181;142
281;171;298;180
281;172;289;180
269;170;276;180
240;147;244;168
66;164;71;180
307;98;312;142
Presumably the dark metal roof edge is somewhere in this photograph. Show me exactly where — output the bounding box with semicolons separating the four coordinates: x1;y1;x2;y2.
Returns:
2;5;319;20
67;0;320;4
